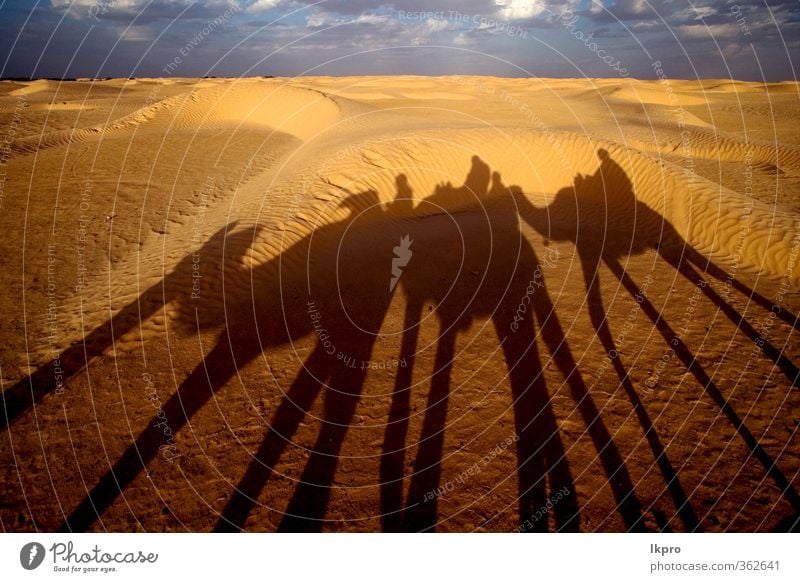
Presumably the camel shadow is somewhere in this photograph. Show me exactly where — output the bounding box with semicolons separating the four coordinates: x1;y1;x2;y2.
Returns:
4;151;796;533
380;153;798;532
380;158;639;531
55;185;412;532
520;149;799;530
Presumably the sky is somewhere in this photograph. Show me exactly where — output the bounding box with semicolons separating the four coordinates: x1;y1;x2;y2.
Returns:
0;1;797;80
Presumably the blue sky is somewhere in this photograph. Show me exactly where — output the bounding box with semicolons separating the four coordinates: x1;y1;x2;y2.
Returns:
0;1;797;79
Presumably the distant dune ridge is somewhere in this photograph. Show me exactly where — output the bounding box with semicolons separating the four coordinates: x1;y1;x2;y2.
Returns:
0;76;798;532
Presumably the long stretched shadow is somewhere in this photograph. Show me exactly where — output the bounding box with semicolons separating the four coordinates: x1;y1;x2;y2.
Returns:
381;158;644;532
59;187;403;532
0;221;253;429
380;152;797;532
519;149;800;528
9;150;796;532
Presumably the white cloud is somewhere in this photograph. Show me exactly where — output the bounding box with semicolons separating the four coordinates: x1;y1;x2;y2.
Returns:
120;24;153;41
354;13;391;25
677;22;740;39
614;0;649;16
496;0;549;20
249;0;281;12
306;11;337;28
305;11;390;29
588;0;655;19
423;18;449;33
691;5;717;20
409;16;452;44
722;42;747;57
453;32;472;45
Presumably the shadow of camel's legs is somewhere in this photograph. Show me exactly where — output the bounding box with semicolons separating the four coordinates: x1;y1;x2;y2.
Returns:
1;223;252;431
531;275;648;531
1;289;163;430
277;350;371;532
60;329;261;532
492;309;579;532
214;346;330;532
403;326;457;532
380;300;422;532
580;252;702;531
660;251;799;386
772;511;800;532
606;258;800;513
680;244;799;330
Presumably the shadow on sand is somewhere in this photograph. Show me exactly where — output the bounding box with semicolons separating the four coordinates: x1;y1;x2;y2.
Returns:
3;151;798;532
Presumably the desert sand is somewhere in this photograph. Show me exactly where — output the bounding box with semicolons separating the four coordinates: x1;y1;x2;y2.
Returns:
0;76;797;532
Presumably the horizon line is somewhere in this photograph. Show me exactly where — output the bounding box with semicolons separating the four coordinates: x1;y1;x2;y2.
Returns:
2;74;798;84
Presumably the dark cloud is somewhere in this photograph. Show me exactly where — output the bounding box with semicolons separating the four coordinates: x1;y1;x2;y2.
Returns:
49;0;243;24
295;1;499;17
0;0;796;79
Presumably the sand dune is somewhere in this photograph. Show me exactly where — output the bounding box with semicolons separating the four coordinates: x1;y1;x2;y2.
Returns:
0;77;797;533
9;80;339;155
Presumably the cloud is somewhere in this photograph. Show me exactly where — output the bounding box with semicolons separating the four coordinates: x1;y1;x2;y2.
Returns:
676;21;742;40
305;11;392;29
306;11;337;28
119;23;154;41
50;0;244;22
299;8;457;48
605;0;650;18
1;0;795;79
453;32;471;45
422;18;450;32
294;0;499;17
496;1;550;20
249;0;282;12
354;13;392;25
410;17;453;44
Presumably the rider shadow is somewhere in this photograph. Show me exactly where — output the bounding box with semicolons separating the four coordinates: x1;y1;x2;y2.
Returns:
519;149;800;530
380;157;643;532
55;160;631;533
216;167;583;533
380;152;798;532
7;151;796;532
